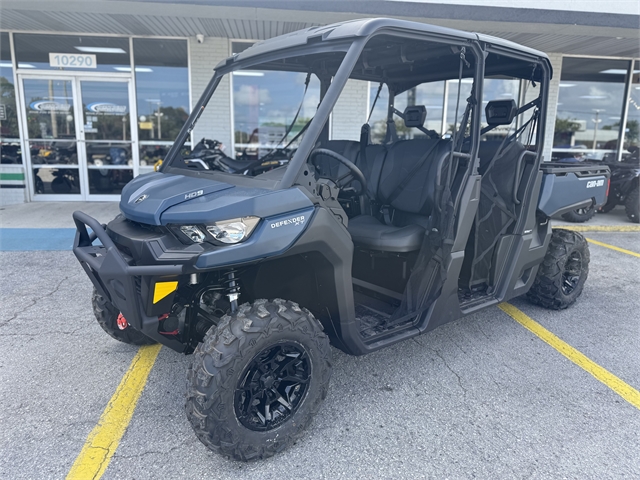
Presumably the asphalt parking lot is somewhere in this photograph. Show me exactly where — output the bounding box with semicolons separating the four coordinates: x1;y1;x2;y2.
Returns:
0;204;638;479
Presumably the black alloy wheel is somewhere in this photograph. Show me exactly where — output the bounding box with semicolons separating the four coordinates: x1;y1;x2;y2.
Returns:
561;250;583;295
186;299;332;461
527;228;590;310
235;342;311;432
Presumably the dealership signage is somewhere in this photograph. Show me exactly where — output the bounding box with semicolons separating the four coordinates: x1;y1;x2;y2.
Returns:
29;100;71;112
49;53;97;69
87;102;127;114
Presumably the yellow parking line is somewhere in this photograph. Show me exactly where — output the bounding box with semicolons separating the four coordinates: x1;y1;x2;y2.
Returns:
585;238;640;258
499;303;640;410
66;344;162;480
554;225;640;232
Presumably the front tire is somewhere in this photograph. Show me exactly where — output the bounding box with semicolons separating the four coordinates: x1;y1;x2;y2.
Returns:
624;186;639;223
186;299;332;461
561;205;596;223
91;288;156;345
527;229;590;310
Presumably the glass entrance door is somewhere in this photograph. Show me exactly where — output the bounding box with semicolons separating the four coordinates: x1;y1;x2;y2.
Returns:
22;77;81;198
20;75;136;200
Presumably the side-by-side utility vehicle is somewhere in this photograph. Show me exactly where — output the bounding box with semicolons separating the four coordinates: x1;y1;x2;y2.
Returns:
73;19;609;461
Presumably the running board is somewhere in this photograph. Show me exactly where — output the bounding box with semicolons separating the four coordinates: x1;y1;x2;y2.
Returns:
459;295;499;313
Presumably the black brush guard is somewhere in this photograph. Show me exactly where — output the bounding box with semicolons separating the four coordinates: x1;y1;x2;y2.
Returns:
72;211;187;351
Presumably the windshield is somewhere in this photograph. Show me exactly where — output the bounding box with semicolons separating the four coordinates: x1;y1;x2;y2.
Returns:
161;68;320;177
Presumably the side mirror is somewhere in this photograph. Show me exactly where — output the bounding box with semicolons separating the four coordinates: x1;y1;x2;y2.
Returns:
485;99;517;126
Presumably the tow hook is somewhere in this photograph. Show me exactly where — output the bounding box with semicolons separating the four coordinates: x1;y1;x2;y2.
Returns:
116;313;129;330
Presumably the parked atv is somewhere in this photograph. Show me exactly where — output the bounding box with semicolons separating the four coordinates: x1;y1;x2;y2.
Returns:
598;151;640;223
72;18;609;461
184;137;293;175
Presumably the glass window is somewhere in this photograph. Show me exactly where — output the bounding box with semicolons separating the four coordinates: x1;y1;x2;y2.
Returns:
1;32;21;164
368;81;446;143
232;41;253;55
133;39;189;142
480;77;523;141
232;69;320;161
14;34;130;72
553;57;630;162
22;78;75;140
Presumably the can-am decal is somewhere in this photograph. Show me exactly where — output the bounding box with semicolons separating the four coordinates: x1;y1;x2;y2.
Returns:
30;100;71;112
271;215;305;229
586;179;605;188
87;102;128;114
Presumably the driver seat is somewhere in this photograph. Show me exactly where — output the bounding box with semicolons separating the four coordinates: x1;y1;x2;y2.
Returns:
347;138;450;253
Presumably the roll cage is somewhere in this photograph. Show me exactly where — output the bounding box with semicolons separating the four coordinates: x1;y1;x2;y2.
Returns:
160;18;551;192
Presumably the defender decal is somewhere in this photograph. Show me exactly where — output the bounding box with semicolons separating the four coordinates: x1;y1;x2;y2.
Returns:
270;215;305;229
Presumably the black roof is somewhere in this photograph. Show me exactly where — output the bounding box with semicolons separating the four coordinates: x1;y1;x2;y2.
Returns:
219;17;549;68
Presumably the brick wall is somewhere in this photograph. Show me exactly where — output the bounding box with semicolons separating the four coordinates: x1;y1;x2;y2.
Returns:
331;80;369;141
189;36;233;150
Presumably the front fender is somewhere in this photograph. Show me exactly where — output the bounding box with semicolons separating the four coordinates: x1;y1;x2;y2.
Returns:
194;207;316;269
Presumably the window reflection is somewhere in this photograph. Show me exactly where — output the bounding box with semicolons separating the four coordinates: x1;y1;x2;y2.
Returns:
33;167;80;194
134;39;189;142
368;81;446;143
88;168;133;195
232;70;320;161
85;142;132;166
1;33;20;146
23;79;75;140
553;57;629;161
624;61;639;163
28;140;77;165
80;81;130;141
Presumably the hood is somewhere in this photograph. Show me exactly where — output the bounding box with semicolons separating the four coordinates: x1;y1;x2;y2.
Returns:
120;172;316;226
120;172;233;225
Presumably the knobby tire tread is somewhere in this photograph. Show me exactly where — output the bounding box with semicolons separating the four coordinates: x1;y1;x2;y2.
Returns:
526;229;589;310
91;288;156;345
185;298;332;461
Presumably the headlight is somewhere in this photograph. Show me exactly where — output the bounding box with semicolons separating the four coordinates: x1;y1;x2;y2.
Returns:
206;216;260;244
180;225;206;243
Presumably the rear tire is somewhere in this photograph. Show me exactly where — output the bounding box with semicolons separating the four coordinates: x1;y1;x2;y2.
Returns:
561;205;596;223
186;299;332;461
91;288;156;345
624;186;639;223
527;229;589;310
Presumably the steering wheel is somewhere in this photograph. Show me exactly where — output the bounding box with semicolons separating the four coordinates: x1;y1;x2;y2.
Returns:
309;148;367;197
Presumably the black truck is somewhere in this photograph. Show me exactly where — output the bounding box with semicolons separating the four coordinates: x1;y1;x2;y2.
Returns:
72;19;609;461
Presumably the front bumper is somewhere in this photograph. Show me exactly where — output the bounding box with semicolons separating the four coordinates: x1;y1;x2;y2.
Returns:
72;211;188;351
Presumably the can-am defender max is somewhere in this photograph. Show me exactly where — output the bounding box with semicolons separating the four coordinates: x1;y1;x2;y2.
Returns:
72;19;609;461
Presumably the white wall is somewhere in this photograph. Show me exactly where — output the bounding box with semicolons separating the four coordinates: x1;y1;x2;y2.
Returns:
189;36;233;150
542;53;563;163
0;166;27;206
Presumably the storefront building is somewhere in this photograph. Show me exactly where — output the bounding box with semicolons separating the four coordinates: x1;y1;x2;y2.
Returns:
0;0;638;204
